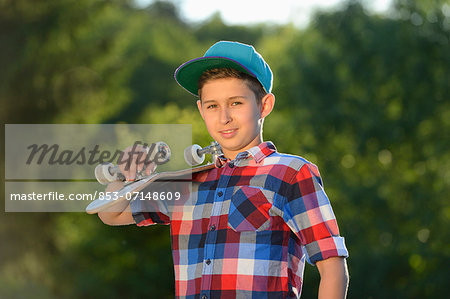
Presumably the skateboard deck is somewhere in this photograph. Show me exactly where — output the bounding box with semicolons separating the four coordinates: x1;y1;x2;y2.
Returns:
86;163;215;214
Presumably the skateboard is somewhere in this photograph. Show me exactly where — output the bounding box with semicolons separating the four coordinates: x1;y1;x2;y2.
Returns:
85;142;221;214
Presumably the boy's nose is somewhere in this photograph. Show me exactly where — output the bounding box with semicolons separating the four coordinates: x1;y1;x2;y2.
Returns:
219;108;232;124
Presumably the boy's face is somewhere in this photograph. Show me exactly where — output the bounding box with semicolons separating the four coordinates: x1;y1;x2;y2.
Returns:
197;77;274;160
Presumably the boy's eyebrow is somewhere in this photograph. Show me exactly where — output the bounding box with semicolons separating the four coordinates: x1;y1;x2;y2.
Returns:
201;95;250;105
228;95;248;100
201;99;216;105
202;95;248;103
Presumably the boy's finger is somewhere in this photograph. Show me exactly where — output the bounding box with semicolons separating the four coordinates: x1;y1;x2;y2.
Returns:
118;149;130;179
136;149;147;173
128;156;137;181
145;162;157;176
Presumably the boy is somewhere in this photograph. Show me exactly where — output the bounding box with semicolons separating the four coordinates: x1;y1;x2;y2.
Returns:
99;41;349;298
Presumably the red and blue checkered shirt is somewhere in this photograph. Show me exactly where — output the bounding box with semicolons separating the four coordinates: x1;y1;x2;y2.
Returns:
131;142;348;298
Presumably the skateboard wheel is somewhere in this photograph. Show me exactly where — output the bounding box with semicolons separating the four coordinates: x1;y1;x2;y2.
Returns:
184;144;204;166
155;141;171;164
95;163;118;185
145;141;171;165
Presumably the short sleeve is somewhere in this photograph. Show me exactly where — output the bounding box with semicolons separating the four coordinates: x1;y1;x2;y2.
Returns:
130;196;171;226
281;163;348;264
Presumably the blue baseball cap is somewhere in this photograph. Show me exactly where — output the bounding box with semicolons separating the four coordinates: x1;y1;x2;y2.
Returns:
174;41;273;96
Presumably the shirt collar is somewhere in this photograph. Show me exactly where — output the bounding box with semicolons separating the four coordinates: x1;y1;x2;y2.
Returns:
214;141;277;167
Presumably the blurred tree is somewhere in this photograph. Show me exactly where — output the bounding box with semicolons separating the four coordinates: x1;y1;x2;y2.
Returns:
193;12;267;47
261;1;449;297
0;0;182;297
0;0;137;124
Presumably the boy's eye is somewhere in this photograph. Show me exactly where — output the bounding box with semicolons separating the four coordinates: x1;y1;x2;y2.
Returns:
206;104;217;109
231;101;242;106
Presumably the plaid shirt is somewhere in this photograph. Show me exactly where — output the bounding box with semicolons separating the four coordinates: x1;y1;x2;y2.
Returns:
131;142;348;298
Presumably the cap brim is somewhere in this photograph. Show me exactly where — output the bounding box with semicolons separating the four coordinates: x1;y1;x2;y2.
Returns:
174;56;257;96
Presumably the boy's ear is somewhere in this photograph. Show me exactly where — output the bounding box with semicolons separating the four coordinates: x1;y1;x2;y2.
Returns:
260;93;275;119
196;100;205;120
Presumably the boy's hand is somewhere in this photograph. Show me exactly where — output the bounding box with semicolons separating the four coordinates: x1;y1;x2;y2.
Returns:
118;144;157;181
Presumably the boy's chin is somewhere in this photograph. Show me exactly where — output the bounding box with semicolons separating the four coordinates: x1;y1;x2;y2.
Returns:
219;141;253;154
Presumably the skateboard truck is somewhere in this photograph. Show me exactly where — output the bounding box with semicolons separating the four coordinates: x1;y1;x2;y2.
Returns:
94;141;171;185
184;141;223;166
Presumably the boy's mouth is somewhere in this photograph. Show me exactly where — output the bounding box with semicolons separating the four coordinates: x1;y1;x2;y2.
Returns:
219;128;238;138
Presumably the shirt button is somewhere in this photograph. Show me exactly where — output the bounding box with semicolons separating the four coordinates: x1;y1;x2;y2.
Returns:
217;191;223;197
210;224;216;231
202;295;207;299
229;162;234;168
205;259;211;265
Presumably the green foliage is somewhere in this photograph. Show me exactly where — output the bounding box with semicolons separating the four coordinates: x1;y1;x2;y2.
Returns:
263;2;449;297
1;0;448;298
49;214;174;298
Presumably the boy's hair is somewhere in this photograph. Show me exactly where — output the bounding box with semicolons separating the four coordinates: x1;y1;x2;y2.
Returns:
198;68;267;103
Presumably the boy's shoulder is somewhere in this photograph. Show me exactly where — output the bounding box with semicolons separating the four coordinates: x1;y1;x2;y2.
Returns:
244;141;319;174
260;151;324;186
263;149;315;171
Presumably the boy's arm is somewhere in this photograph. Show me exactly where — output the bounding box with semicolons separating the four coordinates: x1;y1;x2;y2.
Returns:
97;180;134;225
316;257;349;299
98;205;134;225
279;163;349;297
96;143;160;226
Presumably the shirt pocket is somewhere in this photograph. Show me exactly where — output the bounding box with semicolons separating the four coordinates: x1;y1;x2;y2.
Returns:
227;186;274;232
